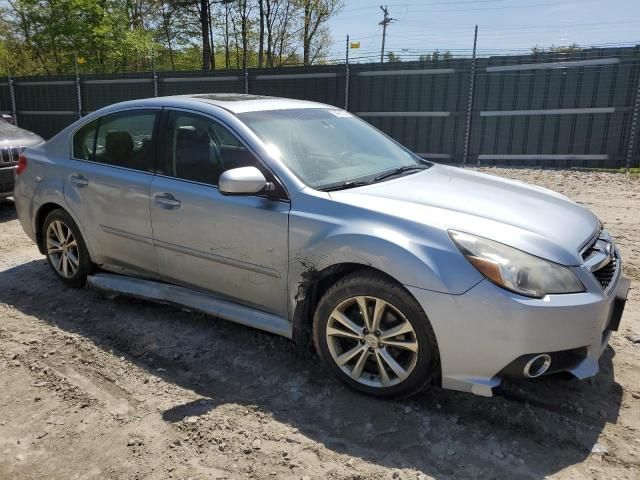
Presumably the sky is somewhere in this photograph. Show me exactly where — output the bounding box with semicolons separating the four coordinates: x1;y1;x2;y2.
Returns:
327;0;640;62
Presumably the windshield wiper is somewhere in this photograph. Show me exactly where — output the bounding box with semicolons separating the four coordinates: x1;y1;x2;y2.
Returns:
373;165;428;183
320;180;372;192
320;163;429;191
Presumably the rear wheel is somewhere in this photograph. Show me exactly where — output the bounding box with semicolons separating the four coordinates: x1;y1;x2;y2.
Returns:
313;271;439;398
43;209;92;287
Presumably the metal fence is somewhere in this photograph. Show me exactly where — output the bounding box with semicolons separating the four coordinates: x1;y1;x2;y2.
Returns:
2;45;640;169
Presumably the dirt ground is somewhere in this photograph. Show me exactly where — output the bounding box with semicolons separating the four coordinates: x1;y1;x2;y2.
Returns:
1;167;639;480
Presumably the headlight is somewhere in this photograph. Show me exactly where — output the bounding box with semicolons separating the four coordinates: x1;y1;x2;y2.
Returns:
449;230;585;298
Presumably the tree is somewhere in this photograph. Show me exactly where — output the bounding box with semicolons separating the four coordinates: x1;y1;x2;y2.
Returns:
531;43;583;54
6;0;155;74
156;1;177;70
236;0;253;70
263;0;297;66
298;0;341;65
258;0;264;67
386;51;401;63
168;0;214;70
0;13;41;75
169;0;235;70
200;0;212;69
2;0;345;74
418;50;453;62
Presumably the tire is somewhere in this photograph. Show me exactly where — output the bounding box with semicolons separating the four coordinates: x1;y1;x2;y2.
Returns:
42;209;92;287
313;271;440;398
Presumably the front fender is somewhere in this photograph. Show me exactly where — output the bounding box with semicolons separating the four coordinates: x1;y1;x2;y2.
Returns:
288;212;483;321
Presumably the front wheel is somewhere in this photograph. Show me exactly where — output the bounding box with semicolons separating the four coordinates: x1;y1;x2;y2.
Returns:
312;272;440;398
43;209;92;287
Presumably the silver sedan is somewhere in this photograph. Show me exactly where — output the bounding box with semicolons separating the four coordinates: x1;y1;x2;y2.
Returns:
13;94;629;398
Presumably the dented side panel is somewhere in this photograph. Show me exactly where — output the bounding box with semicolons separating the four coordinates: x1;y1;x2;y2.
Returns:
150;175;291;318
286;189;484;323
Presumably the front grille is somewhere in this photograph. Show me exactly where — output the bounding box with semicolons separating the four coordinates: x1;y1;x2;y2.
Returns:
593;256;617;290
0;146;24;166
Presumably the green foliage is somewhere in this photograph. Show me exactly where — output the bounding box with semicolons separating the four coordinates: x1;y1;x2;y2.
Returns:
531;43;583;54
3;0;157;74
1;0;342;75
418;50;453;62
386;51;401;62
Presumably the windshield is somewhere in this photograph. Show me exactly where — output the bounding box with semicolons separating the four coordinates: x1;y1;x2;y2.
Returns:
237;108;430;190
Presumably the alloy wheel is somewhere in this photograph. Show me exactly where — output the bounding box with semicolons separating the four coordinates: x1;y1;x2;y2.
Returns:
325;296;419;388
46;220;80;278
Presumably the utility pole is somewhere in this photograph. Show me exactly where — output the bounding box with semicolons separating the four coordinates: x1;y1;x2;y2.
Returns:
379;5;395;63
464;25;478;167
74;52;82;119
345;35;350;110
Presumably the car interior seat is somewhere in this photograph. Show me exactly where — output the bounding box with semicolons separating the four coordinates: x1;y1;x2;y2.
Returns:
104;131;134;167
175;125;222;184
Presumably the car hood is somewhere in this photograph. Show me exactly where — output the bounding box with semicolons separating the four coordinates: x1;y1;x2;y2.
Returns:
0;121;44;147
328;165;599;265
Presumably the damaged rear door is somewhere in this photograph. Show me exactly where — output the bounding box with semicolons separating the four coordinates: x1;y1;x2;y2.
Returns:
149;109;290;317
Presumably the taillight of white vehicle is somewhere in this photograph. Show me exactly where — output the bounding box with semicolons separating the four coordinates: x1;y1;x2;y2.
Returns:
16;154;27;175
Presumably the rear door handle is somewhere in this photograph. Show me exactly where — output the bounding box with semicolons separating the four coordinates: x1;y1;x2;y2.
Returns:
69;173;89;187
153;193;181;209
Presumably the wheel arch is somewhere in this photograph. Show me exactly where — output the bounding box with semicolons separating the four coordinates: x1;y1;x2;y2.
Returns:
291;262;394;345
35;202;94;261
35;202;65;254
291;261;443;387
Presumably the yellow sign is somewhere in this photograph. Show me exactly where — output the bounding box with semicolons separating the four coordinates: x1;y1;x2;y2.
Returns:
350;42;361;49
77;57;86;64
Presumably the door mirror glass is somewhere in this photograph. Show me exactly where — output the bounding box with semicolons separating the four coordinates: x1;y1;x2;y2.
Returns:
219;167;268;195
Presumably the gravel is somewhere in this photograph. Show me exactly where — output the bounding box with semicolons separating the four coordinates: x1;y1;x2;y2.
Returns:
0;168;639;479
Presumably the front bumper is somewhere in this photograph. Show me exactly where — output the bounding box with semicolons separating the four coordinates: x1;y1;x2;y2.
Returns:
0;166;15;198
407;260;629;397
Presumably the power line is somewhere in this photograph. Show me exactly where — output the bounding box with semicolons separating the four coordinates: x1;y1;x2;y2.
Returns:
341;0;508;14
336;0;602;21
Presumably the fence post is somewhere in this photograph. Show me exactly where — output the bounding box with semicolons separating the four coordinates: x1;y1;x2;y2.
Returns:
344;35;350;110
626;62;640;172
462;25;478;167
244;68;249;94
8;76;17;126
74;53;82;118
152;49;159;97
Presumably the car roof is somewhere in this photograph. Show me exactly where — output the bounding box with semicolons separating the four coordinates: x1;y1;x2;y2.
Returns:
103;94;333;115
188;94;332;113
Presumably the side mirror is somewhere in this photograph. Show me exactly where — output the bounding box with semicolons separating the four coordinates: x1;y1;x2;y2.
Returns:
219;166;271;195
1;114;15;125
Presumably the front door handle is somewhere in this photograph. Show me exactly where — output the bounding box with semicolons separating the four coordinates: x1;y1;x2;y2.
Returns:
153;193;181;209
69;173;89;187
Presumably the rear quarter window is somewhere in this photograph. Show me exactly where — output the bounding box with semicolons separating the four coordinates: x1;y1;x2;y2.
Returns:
72;120;98;160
